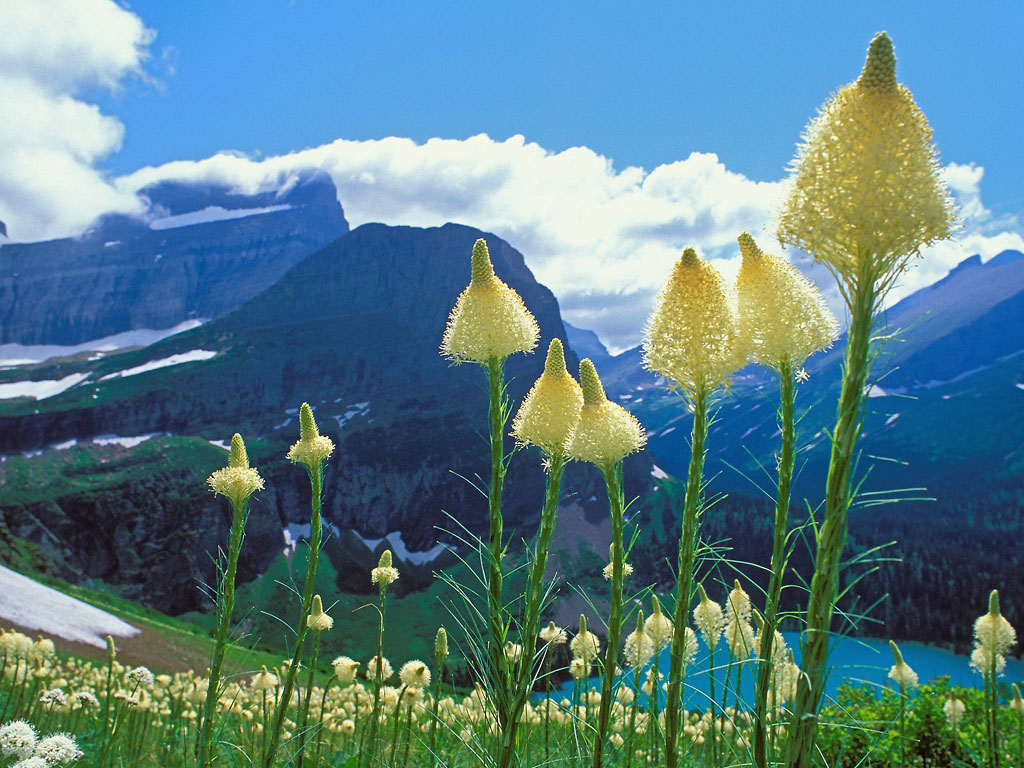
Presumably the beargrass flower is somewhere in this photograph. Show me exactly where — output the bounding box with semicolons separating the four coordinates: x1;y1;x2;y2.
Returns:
511;338;584;455
570;615;601;663
645;595;674;651
539;621;567;645
251;666;279;691
287;403;334;470
724;580;755;659
603;543;633;580
331;656;360;684
970;589;1017;676
399;660;431;689
441;238;539;363
208;433;264;508
565;359;645;467
887;640;919;688
0;720;37;759
306;595;333;633
693;584;724;649
735;232;838;371
944;693;966;729
624;613;655;669
643;247;744;394
371;549;399;587
32;734;79;765
365;656;393;682
777;32;955;283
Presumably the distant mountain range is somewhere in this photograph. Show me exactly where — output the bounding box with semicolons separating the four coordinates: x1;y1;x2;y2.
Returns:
0;175;1021;645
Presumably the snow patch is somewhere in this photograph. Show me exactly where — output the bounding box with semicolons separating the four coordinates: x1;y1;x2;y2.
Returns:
1016;383;1024;392
208;439;230;451
740;426;757;440
659;426;676;437
354;530;451;566
884;413;900;426
0;320;206;367
149;204;293;230
651;464;669;480
283;521;342;557
0;565;139;648
93;434;160;448
100;349;217;380
333;401;371;430
54;439;78;451
0;373;88;400
866;385;887;398
274;417;293;431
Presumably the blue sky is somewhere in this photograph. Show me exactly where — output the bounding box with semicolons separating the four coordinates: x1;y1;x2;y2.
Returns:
2;1;1023;349
101;1;1023;211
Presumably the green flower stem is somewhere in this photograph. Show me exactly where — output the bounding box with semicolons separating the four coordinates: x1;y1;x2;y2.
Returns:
898;681;907;768
264;461;324;768
429;650;447;762
485;356;514;762
753;360;796;768
787;263;879;768
664;380;711;768
197;497;248;767
499;451;567;768
362;585;388;768
296;630;322;768
592;461;627;768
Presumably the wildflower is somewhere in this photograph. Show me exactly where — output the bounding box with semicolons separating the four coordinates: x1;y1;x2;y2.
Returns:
1011;683;1023;714
643;246;743;394
365;656;393;682
72;691;99;709
38;688;67;707
887;641;919;688
399;660;431;689
565;359;646;467
371;549;400;587
724;580;755;659
207;433;264;508
30;637;55;661
511;338;584;455
679;626;699;670
287;404;334;470
435;627;448;661
735;232;837;371
944;692;966;729
777;32;955;282
603;543;633;580
644;595;674;651
0;720;38;759
32;733;79;765
570;615;601;663
569;658;590;680
306;595;334;633
624;613;655;669
693;584;724;650
441;238;539;363
331;657;360;684
128;666;154;687
12;758;49;768
504;642;523;665
251;666;279;691
970;589;1017;676
341;719;356;735
539;621;567;645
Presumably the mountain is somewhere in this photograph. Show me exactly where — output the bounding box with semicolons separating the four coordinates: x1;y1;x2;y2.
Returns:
564;322;611;365
0;173;348;345
0;222;651;612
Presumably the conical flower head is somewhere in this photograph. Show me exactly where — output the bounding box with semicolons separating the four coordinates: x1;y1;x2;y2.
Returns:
624;611;655;669
643;247;743;393
441;238;540;363
644;595;674;650
208;433;264;508
693;584;724;648
511;338;584;455
565;359;646;467
887;640;919;688
736;233;838;370
777;32;955;283
435;627;448;661
571;614;601;662
371;549;400;587
306;594;334;633
287;403;335;469
971;588;1017;674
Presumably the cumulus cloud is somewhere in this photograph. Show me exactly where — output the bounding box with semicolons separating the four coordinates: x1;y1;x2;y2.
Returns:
120;136;789;351
0;0;152;241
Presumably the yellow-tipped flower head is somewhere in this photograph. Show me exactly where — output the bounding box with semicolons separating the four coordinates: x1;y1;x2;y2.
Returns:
570;614;601;663
970;589;1017;676
644;595;674;651
441;238;540;363
777;32;955;282
208;433;264;508
287;404;334;469
624;611;655;669
435;627;448;662
371;549;400;588
735;233;838;370
511;338;584;455
399;660;431;689
565;359;645;467
643;247;743;393
331;656;360;684
251;665;279;691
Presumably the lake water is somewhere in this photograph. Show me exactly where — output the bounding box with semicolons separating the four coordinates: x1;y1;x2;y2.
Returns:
555;632;1024;708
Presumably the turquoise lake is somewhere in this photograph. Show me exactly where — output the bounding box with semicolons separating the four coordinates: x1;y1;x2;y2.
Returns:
555;632;1024;707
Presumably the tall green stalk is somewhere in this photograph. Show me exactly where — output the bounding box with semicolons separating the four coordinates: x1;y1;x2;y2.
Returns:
264;462;323;768
787;264;879;768
592;462;627;768
664;380;711;768
499;452;566;768
484;356;515;765
196;497;249;766
753;360;796;768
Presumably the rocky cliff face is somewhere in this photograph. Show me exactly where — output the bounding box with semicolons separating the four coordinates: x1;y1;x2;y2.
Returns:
0;222;653;611
0;173;348;345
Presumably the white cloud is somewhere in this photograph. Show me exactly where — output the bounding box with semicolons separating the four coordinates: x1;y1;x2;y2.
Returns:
0;0;152;241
